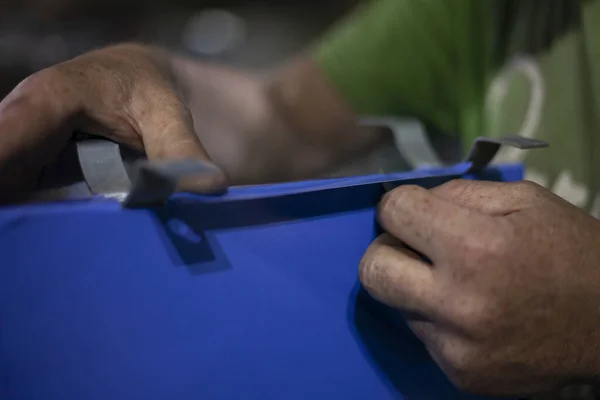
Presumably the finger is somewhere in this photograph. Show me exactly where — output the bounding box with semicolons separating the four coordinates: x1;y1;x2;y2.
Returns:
359;234;447;320
406;317;437;342
136;94;228;194
0;72;75;202
378;185;493;261
405;317;448;360
431;179;542;215
406;318;467;381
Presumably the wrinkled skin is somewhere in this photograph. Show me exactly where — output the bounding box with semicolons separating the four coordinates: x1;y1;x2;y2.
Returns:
0;45;228;202
360;179;600;396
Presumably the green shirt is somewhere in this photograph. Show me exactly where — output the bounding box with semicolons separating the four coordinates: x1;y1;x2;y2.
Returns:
315;0;600;215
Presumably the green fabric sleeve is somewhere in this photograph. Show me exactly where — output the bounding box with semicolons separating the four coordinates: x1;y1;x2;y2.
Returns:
314;0;494;141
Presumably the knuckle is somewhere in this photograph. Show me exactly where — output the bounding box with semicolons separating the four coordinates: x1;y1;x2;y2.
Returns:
512;180;542;196
452;296;496;338
10;71;52;99
459;231;508;266
436;179;469;197
440;344;480;391
358;250;379;289
1;74;44;113
459;234;488;265
483;232;509;258
4;67;76;115
57;56;138;106
358;243;393;296
19;67;57;87
389;184;425;203
443;343;472;372
381;185;424;213
130;86;185;126
442;179;464;190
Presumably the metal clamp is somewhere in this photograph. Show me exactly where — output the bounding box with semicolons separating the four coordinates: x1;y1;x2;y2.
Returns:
462;136;547;174
360;117;548;173
76;139;222;208
380;136;548;192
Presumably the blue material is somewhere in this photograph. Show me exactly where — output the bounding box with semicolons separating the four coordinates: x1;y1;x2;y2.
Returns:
0;164;523;400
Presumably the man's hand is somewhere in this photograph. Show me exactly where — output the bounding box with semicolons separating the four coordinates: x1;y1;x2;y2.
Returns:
0;44;229;202
359;180;600;396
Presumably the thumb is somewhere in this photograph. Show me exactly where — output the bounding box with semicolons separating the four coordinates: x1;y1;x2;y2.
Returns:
137;99;228;194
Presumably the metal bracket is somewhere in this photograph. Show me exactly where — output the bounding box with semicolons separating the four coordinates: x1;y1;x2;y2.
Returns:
462;136;548;174
76;139;133;197
76;139;222;208
381;136;548;193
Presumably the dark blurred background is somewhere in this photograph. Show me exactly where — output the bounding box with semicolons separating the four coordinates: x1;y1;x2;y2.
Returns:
0;0;359;98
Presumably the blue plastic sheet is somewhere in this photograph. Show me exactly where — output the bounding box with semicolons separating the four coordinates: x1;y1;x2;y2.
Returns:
0;164;523;400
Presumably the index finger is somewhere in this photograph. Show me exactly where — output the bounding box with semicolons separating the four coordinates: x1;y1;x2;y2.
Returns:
378;185;494;262
136;95;228;194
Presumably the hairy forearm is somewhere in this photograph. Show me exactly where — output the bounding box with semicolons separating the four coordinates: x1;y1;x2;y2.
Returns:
168;51;383;184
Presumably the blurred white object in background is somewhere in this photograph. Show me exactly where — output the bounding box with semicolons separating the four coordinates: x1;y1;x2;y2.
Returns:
182;9;246;56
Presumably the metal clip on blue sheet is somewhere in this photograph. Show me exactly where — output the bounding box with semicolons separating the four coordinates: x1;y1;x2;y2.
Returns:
76;139;224;208
462;136;548;174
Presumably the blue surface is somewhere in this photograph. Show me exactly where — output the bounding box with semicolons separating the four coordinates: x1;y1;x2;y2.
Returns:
0;165;523;400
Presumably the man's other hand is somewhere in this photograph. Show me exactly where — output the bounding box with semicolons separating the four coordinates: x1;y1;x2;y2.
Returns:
360;180;600;396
